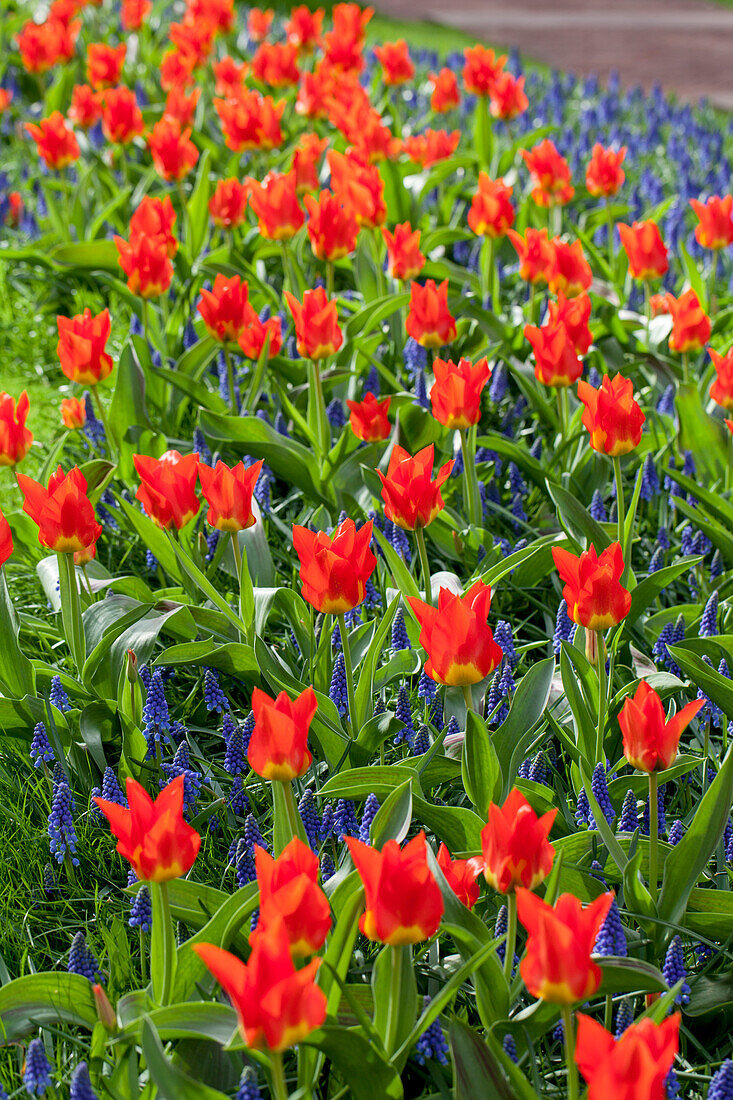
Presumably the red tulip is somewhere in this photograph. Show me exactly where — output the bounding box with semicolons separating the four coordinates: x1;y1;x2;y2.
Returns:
197;274;251;343
346;393;391;442
507;227;554;285
378;444;453;531
251;42;300;88
255;838;332;956
709;347;733;409
304;189;359;261
345;832;444;945
489;71;528;120
291;133;327;194
547;238;592;297
575;1013;680;1100
382;223;425;280
429;68;461;113
462;44;506;96
213;55;247;96
690;194;733;251
328;150;386;229
130;196;178;257
114;234;173;298
214;88;284;153
247;171;304;240
0;509;13;568
577;373;645;456
94;775;200;882
552;542;631;631
56;308;113;385
374;39;414;86
618;221;668;281
209;178;249;229
147;117;198;181
25;112;80;170
481;788;556;893
468;173;515;239
618;681;704;773
163;86;200;127
61;397;86;431
407;580;502;687
248;685;316;781
665;288;711;353
284;288;342;360
406;280;456;349
101;86;144;144
237;313;282;360
430;356;491;429
0;391;33;467
524;319;583;388
522;139;574;208
134;450;201;530
585;144;626;198
548;292;592;355
18;466;102;553
516;888;614;1004
69;84;102;128
285;6;324;52
403;129;460;169
436;843;482;909
293;518;376;614
198;459;263;532
86;42;126;88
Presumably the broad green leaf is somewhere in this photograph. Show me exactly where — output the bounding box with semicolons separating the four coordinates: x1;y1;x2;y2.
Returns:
0;570;35;697
0;973;97;1040
372;944;417;1058
303;1025;404;1100
141;1017;230;1100
462;710;500;814
450;1017;539;1100
625;557;703;628
492;657;554;798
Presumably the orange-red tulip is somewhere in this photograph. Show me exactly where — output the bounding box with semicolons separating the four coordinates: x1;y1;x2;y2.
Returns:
238;313;282;360
114;234;173;298
25;112;80;169
522;139;574;207
378;443;453;531
328;150;386;229
618;220;668;281
0;509;12;568
130;195;178;257
690;194;733;251
516;888;613;1004
430;356;491;429
255;838;332;956
291;133;327;194
56;307;113;385
507;227;554;285
524;319;583;388
577;373;645;456
575;1013;680;1100
585;144;626;198
101;85;144;144
489;71;528;120
462;44;506;96
436;843;482;909
407;580;503;686
304;189;359;260
193;919;326;1051
209;178;248;229
198;459;262;533
17;18;79;75
284;288;342;360
246;171;304;240
197;274;251;343
346;392;391;442
292;518;376;614
618;681;704;773
665;288;711;353
709;347;733;409
0;391;33;467
86;42;126;88
248;685;317;781
214;89;284;153
481;788;556;893
468;173;515;239
61;396;86;431
548;292;592;355
285;5;324;52
374;39;414;85
429;67;460;113
122;0;151;29
547;238;592;297
147;116;198;181
247;6;274;41
346;832;444;945
18;466;102;553
69;84;102;128
164;86;200;127
213;55;248;97
406;279;456;349
251;41;300;88
552;542;631;631
403;129;460;169
381;223;425;280
94;775;200;882
134;450;201;530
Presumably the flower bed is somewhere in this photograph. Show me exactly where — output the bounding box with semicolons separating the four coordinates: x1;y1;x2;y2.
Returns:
1;2;733;1098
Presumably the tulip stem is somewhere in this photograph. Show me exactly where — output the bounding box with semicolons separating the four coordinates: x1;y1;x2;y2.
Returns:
308;360;330;461
269;1051;288;1100
595;630;606;766
460;427;481;528
57;551;85;674
326;260;334;299
503;891;517;985
648;771;658;905
414;526;433;607
709;250;719;315
139;928;147;986
462;683;474;714
612;455;628;579
481;236;495;312
151;881;176;1006
681;352;690;385
230;531;242;578
223;346;237;413
561;1006;579;1100
337;613;358;738
606;197;615;276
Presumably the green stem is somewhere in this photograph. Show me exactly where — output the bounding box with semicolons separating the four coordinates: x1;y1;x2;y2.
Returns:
612;454;626;553
308;359;329;461
556;387;566;443
151;881;176;1006
230;530;242;578
383;945;407;1056
709;249;719;315
280;781;302;844
561;1005;579;1100
604;993;613;1032
595;630;607;766
460;427;481;527
644;280;652;351
482;235;495;311
223;345;237;412
139;928;147;986
414;526;433;606
57;551;85;673
606;197;615;276
649;771;658;905
176;178;190;247
702;722;710;796
504;891;517;984
326;260;334;299
269;1051;289;1100
141;298;151;350
462;683;474;714
337;612;358;738
682;352;689;384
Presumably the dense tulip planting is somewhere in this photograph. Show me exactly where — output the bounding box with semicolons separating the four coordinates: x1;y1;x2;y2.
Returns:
3;1;733;1097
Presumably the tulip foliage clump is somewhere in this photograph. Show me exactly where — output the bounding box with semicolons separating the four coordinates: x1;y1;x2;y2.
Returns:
3;1;733;1098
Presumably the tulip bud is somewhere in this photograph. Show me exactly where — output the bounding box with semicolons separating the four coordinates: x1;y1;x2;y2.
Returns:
125;648;138;683
93;983;117;1031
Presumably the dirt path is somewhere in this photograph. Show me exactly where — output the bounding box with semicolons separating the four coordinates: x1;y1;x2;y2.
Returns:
373;0;733;108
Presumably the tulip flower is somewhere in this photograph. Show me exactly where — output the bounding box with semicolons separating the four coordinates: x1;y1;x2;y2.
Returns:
86;42;126;88
130;196;178;257
61;397;86;430
547;238;592;297
406;279;456;348
291;133;327;193
248;685;316;782
197;274;251;343
56;308;114;385
17;18;79;75
548;292;592;355
403;129;460;169
407;580;502;694
251;41;300;87
468;174;515;239
328;150;386;229
246;171;304;240
481;788;556;894
552;542;631;633
428;67;461;113
114;234;173;299
69;84;102;128
345;832;444;945
507;227;554;286
25;112;80;170
345;393;391;442
214;89;284;153
209;178;249;229
378;444;453;532
284;287;342;360
690;194;733;250
665;288;711;355
304;189;359;262
193;918;326;1053
381;223;425;281
522;139;574;208
134;450;201;530
489;71;528;120
617;220;668;281
0;509;13;569
575;1013;680;1100
709;347;733;409
94;775;200;882
578;373;645;457
198;459;263;533
122;0;151;30
18;466;102;553
285;5;324;52
292;518;376;614
255;838;332;956
247;6;274;41
213;55;245;92
462;44;506;96
585;144;626;198
619;681;703;775
374;39;414;85
101;86;144;144
524;320;583;388
163;86;200;126
430;356;491;430
516;888;613;1004
147;117;198;181
0;390;33;467
238;313;282;361
436;843;482;909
